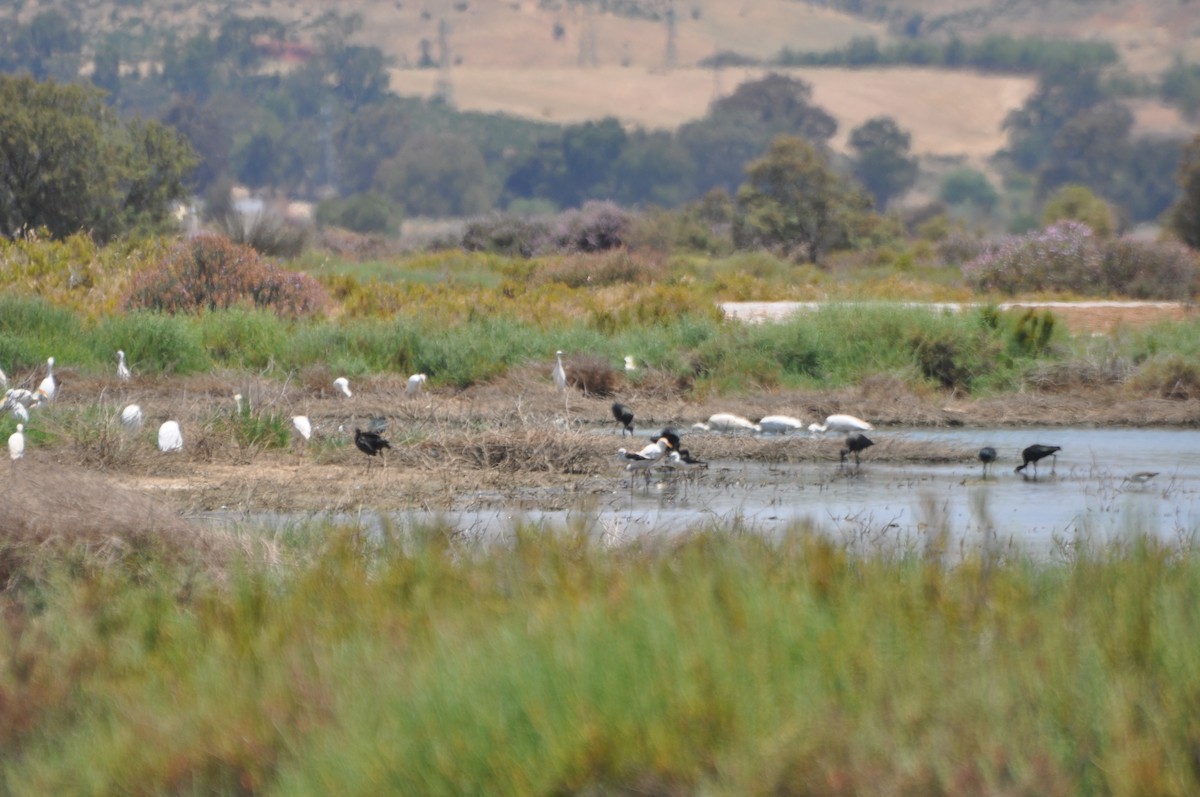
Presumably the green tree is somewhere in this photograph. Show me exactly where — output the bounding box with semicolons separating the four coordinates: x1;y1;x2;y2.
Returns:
848;116;919;209
1040;184;1116;236
376;133;494;217
1169;135;1200;249
0;75;196;242
733;135;870;264
939;168;999;214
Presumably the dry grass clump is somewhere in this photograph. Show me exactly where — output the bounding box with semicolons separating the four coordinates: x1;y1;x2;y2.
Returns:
1126;355;1200;400
418;428;601;475
563;353;621;397
0;461;229;588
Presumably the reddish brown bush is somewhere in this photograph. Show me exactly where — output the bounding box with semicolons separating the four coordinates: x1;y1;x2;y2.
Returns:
124;233;328;318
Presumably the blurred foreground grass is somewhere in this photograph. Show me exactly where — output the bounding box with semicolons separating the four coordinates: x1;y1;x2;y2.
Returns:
1;516;1198;796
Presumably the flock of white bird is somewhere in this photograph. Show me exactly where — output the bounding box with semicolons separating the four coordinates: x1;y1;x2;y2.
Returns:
2;349;433;462
4;346;874;478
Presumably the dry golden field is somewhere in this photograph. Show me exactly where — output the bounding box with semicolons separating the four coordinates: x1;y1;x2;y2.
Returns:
14;0;1198;163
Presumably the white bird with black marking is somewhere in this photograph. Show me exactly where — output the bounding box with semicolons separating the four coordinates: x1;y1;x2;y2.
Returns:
333;377;352;398
808;414;873;435
157;420;183;452
117;350;131;381
8;423;24;461
120;404;144;433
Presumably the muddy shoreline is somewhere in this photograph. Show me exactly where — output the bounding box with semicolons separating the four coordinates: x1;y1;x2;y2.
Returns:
13;368;1200;515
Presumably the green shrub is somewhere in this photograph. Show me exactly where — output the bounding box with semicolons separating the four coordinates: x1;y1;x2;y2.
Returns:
197;309;289;369
315;193;398;235
92;312;211;374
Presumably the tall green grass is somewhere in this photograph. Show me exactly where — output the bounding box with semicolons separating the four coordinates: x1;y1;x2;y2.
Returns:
4;521;1200;795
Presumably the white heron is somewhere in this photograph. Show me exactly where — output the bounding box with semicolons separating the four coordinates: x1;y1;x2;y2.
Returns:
117;350;131;381
36;357;56;402
692;413;761;433
808;414;873;435
292;415;312;441
120;404;144;433
624;355;637;372
406;373;427;397
157;420;183;452
757;415;805;435
233;393;245;414
333;377;352;398
552;351;567;392
8;423;24;460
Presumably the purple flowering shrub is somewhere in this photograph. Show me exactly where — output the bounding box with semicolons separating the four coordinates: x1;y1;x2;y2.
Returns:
963;221;1101;295
124;233;328;318
965;222;1200;299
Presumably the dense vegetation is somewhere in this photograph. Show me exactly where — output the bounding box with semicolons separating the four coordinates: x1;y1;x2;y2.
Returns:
2;515;1200;795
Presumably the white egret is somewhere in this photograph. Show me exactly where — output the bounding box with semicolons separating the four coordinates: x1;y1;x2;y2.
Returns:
120;404;144;433
36;357;55;402
10;402;28;423
757;415;804;435
692;413;760;433
333;377;352;397
624;355;637;372
157;420;183;452
233;393;245;414
292;415;312;441
117;350;131;381
808;414;873;435
552;351;567;392
406;373;427;397
8;423;24;460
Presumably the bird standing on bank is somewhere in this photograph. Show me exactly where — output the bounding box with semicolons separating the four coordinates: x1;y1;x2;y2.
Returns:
611;402;635;437
8;423;24;461
406;373;427;397
552;351;567;392
120;404;144;433
354;427;391;467
333;377;352;398
840;432;874;467
36;357;56;403
1015;444;1061;479
158;420;183;452
292;415;312;441
978;446;997;479
117;350;131;381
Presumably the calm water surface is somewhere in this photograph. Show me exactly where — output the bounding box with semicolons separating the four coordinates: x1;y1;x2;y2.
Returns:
207;427;1200;556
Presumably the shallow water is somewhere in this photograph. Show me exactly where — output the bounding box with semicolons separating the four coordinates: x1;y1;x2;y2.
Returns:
204;426;1200;556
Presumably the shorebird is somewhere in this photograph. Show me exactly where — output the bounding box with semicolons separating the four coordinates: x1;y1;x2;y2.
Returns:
354;427;391;468
157;420;183;452
1015;444;1061;479
978;446;997;479
757;415;804;435
692;413;760;433
840;432;874;467
611;402;635;437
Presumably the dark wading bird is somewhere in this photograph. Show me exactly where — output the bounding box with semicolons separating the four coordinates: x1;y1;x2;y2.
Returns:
1015;444;1061;479
355;427;391;468
840;432;874;467
978;446;997;478
611;402;635;437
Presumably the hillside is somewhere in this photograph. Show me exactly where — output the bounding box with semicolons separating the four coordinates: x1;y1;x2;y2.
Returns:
15;0;1198;165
